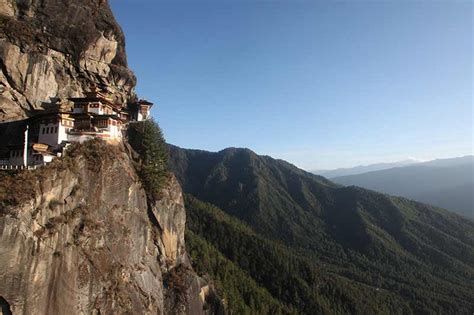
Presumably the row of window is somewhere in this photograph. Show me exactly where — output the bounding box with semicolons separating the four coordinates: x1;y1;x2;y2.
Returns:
11;150;34;157
42;126;59;134
96;120;108;127
74;103;113;109
10;151;43;161
11;150;22;157
95;119;122;127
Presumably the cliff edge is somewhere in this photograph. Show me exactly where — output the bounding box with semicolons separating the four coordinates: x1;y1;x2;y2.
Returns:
0;140;211;314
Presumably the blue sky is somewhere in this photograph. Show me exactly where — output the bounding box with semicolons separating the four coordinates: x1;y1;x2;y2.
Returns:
110;0;472;170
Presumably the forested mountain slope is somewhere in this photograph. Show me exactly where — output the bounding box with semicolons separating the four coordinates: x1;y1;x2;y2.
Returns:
169;145;474;314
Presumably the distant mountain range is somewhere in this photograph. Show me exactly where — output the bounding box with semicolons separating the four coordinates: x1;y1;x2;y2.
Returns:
313;159;420;178
169;145;474;314
327;156;473;218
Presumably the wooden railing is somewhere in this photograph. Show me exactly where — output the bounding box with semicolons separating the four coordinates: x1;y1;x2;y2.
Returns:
0;165;38;171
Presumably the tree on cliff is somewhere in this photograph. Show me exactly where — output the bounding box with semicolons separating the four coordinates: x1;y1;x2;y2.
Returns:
127;120;169;199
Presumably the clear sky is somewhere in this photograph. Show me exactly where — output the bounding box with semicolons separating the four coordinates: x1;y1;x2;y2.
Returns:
110;0;472;170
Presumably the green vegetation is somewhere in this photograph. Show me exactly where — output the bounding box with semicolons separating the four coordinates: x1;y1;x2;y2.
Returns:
170;145;474;314
186;229;288;314
127;120;169;199
185;196;413;314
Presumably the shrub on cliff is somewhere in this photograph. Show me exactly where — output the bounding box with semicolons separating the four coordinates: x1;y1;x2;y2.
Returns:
127;120;169;200
0;139;116;211
0;171;38;212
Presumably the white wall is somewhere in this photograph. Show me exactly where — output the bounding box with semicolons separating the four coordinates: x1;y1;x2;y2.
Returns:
88;102;104;115
67;133;96;143
137;107;150;121
57;124;69;144
43;155;54;163
38;123;60;146
73;104;84;114
38;122;70;147
108;125;121;138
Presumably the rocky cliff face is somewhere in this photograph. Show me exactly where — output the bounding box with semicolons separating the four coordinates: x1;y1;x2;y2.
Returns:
0;1;216;313
0;0;136;122
0;141;209;314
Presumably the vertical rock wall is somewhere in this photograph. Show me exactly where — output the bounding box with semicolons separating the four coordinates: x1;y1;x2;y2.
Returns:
0;0;136;122
0;142;206;314
0;1;218;313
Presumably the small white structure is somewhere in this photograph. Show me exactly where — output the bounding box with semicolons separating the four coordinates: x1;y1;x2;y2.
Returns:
7;143;56;166
23;125;29;166
91;115;124;138
134;99;153;121
70;87;117;115
31;143;56;165
38;114;74;148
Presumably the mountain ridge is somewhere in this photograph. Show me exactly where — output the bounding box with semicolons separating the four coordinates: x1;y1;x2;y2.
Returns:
169;144;474;314
312;159;419;178
331;156;474;218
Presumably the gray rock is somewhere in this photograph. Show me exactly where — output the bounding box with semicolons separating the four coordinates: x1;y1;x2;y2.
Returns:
0;0;136;122
0;142;207;314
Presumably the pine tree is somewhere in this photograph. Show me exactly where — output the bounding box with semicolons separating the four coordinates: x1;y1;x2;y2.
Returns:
127;120;169;199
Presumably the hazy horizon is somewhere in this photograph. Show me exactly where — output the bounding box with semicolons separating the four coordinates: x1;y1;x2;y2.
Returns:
111;1;472;170
169;143;472;172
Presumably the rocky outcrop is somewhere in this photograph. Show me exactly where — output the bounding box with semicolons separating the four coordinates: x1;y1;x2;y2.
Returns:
0;1;221;313
0;0;136;122
0;141;208;314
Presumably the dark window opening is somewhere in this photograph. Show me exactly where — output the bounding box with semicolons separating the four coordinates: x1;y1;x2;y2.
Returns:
0;296;12;315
